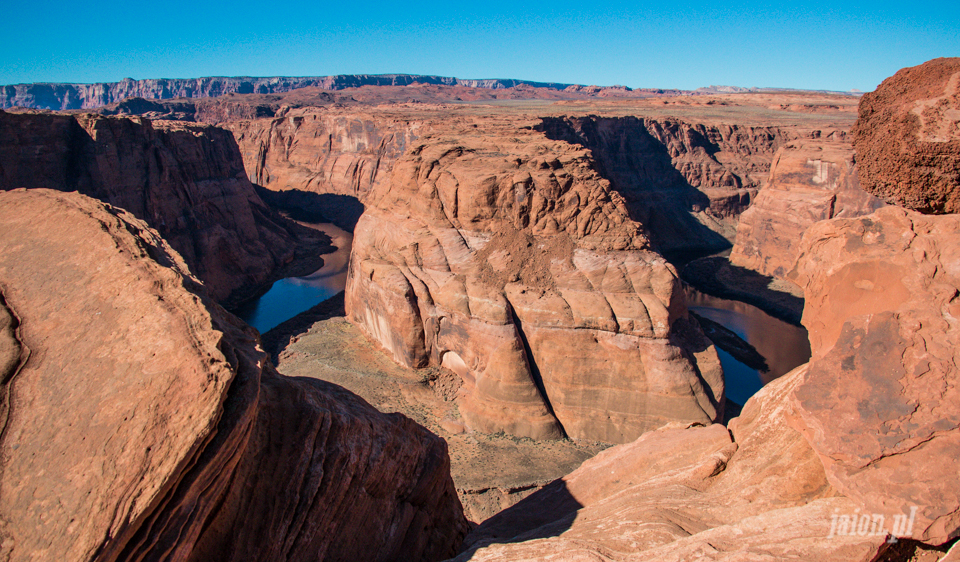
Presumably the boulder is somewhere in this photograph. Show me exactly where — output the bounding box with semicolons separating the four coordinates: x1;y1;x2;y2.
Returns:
852;57;960;214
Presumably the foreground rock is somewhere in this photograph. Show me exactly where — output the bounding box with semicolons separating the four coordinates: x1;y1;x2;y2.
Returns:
0;110;326;305
347;120;724;444
454;366;887;561
789;206;960;544
0;189;466;561
852;57;960;214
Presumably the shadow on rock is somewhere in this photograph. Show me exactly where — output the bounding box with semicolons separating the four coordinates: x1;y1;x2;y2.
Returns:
254;185;365;232
452;479;582;561
535;116;733;258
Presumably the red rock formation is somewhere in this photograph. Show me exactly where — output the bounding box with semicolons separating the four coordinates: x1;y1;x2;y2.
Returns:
454;366;888;561
852;57;960;214
730;132;885;278
346;121;724;444
0;110;324;304
788;206;960;544
0;189;466;561
225;108;422;200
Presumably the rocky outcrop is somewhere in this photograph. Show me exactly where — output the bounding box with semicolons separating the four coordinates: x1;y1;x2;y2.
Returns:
730;133;885;278
455;365;888;561
788;206;960;544
0;189;466;561
852;57;960;214
346;121;724;444
0;110;324;304
535;116;784;256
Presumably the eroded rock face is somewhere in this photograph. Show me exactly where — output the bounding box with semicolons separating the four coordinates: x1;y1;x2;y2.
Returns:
852;57;960;214
730;133;885;278
0;110;321;304
225;109;422;200
788;206;960;544
0;189;466;561
455;366;887;561
346;122;724;443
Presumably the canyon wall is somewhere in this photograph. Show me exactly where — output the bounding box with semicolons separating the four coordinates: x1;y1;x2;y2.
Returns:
455;203;960;558
345;120;724;444
456;59;960;560
535;116;785;255
0;110;323;304
224;109;423;200
0;189;466;561
729;131;885;278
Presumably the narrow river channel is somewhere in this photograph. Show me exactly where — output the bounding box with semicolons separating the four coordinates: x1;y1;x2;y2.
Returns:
234;224;352;334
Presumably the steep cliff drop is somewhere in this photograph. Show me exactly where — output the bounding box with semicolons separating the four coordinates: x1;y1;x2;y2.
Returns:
0;110;328;306
0;189;467;561
730;132;885;279
345;118;724;444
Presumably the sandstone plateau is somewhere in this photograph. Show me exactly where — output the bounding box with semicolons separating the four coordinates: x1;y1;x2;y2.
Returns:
0;110;327;305
0;189;466;561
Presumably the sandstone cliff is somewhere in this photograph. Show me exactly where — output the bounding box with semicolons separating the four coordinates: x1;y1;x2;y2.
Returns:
0;189;466;561
0;110;325;305
852;57;960;214
452;190;959;562
225;108;423;201
730;131;885;278
345;120;724;444
535;115;783;255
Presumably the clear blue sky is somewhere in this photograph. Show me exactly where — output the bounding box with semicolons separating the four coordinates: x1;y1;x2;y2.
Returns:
3;0;958;91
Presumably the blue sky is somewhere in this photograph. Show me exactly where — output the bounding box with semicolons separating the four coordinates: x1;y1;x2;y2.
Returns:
3;0;957;91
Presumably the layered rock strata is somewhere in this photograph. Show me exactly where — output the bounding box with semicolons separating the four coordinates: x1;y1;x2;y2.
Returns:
0;189;466;561
852;57;960;214
454;204;960;559
0;110;323;304
0;75;574;111
346;123;724;444
730;133;885;278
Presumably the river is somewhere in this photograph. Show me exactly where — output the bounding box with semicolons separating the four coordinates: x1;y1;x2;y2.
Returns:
687;288;811;405
234;224;352;334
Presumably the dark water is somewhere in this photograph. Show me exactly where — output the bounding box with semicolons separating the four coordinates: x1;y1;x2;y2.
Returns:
687;288;812;406
235;224;352;334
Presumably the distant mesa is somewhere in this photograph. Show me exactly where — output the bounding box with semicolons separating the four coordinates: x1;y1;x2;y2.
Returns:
0;74;583;111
